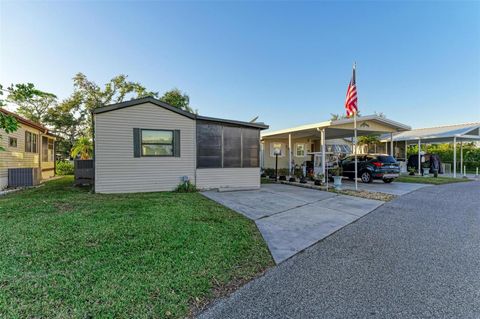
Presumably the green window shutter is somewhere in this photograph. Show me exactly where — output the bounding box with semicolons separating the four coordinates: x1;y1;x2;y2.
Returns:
133;128;141;158
174;130;181;157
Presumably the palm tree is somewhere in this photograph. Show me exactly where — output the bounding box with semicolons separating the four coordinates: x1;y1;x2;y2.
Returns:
357;135;380;153
330;111;361;121
71;136;93;159
330;113;342;121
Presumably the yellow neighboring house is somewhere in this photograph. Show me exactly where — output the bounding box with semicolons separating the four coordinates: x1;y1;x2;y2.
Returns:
0;108;56;189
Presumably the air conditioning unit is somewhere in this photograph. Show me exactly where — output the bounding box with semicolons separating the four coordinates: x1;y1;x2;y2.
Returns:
8;168;41;187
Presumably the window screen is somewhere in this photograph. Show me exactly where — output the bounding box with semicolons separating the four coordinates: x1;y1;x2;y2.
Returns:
42;136;48;161
25;131;38;153
242;128;259;168
48;139;54;161
223;126;242;167
197;122;222;168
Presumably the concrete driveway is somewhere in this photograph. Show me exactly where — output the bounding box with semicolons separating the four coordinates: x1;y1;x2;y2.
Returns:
202;184;383;263
341;179;430;195
198;181;480;319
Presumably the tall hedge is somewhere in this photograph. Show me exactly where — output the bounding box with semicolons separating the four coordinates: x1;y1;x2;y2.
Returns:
407;142;480;170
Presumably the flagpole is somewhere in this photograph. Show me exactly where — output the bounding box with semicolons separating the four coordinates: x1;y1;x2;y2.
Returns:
353;62;358;191
354;110;358;191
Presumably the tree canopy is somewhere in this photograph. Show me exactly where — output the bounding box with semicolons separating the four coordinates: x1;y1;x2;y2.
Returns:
72;73;158;112
160;88;194;113
1;74;195;158
1;84;20;151
6;83;57;123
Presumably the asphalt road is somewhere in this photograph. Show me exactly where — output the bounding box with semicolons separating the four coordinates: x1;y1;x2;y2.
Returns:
198;181;480;319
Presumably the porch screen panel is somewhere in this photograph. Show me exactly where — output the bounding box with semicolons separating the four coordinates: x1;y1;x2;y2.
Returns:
197;122;222;168
42;136;48;162
223;126;242;167
242;128;260;167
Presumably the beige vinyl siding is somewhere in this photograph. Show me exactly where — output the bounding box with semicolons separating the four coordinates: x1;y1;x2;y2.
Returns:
196;168;260;190
261;139;289;169
0;125;42;189
261;138;352;170
262;138;311;169
94;102;196;193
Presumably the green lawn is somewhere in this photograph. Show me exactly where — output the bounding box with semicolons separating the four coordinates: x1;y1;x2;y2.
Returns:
261;177;275;184
0;177;273;318
396;175;471;185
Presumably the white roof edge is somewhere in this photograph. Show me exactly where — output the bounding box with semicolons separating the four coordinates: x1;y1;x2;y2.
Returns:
408;122;480;131
261;115;411;137
379;123;480;142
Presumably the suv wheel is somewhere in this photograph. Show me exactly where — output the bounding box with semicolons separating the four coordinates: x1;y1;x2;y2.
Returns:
360;171;372;183
383;178;394;183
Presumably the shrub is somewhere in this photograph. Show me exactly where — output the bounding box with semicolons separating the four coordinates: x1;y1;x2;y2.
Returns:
263;168;290;177
56;161;74;175
263;168;275;177
174;181;197;193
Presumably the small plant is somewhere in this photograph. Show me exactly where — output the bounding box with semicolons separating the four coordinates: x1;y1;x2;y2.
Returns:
263;168;275;177
331;165;343;176
174;181;197;193
71;137;93;159
294;168;303;179
408;167;416;175
314;173;324;186
56;161;74;175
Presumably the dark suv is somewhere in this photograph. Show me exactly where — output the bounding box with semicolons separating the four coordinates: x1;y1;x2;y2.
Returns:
340;154;400;183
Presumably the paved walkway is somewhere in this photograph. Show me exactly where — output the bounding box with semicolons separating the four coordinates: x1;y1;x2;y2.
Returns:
199;181;480;319
202;184;383;263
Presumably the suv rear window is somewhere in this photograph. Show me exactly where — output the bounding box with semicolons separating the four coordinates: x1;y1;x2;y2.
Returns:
378;155;397;164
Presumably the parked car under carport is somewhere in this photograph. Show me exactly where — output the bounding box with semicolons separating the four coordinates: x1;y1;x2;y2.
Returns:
341;154;400;183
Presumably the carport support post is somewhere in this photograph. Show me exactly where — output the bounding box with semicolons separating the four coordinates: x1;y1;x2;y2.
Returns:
288;133;292;177
390;133;394;157
453;137;457;178
417;139;421;176
321;128;326;183
460;141;463;176
405;140;408;161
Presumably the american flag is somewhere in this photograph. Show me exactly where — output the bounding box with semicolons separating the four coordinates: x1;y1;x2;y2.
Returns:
345;64;358;117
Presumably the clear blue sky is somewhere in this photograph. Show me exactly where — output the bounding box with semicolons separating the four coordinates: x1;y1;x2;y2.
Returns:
1;1;479;130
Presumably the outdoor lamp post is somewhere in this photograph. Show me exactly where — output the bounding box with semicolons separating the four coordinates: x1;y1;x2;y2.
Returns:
274;148;281;182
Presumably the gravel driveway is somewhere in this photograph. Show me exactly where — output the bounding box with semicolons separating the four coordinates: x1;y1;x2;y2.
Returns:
198;181;480;319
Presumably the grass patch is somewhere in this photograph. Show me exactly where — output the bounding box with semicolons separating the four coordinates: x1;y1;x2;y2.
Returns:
396;175;471;185
0;177;273;318
261;177;275;184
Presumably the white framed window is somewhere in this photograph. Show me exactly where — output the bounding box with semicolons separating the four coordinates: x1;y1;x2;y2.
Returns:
141;129;174;156
269;142;285;157
25;131;38;153
295;143;305;157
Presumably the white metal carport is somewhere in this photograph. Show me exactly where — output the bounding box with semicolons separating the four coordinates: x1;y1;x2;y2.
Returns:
380;123;480;177
261;115;411;185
